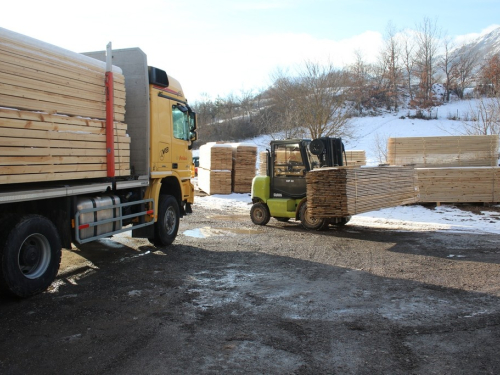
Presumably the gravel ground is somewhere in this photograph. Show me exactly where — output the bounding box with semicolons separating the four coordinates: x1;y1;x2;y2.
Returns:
1;200;500;375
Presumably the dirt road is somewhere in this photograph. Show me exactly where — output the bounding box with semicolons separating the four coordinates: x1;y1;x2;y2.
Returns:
1;201;500;374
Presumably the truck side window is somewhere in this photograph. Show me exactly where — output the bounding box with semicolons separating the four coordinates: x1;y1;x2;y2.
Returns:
172;105;189;141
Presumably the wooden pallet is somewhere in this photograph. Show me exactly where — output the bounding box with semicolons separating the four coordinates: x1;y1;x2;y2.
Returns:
387;135;499;167
306;166;419;218
416;167;500;203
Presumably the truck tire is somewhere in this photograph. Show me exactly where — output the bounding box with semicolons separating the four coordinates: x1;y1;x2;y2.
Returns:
0;215;61;297
153;195;180;247
250;203;270;226
299;201;329;231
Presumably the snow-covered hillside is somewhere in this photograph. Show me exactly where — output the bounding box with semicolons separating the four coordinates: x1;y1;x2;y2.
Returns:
193;99;500;236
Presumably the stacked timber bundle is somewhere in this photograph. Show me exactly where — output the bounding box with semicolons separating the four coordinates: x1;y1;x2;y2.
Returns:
344;150;366;167
417;167;500;203
258;151;268;175
387;135;499;167
0;27;129;184
197;143;232;194
231;143;257;193
306;166;419;218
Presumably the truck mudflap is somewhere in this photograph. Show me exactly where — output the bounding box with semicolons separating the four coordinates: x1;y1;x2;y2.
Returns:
74;198;154;244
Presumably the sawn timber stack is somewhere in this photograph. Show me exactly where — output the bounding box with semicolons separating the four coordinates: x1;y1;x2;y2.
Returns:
0;27;129;184
306;166;419;218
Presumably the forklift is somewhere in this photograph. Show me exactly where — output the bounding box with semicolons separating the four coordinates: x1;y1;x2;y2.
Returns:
250;137;351;230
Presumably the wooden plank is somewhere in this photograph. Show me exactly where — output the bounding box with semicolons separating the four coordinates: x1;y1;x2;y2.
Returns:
0;155;130;166
0;107;127;131
0;83;125;115
0;146;130;157
387;135;499;167
0;169;131;184
0;127;130;144
0;116;126;136
0;71;125;104
306;166;419;217
0;93;125;122
0;41;125;85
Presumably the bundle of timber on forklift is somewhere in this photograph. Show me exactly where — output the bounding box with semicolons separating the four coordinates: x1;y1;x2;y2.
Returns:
0;27;130;184
306;166;419;218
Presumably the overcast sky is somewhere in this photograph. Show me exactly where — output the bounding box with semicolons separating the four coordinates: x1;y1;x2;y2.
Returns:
2;0;499;102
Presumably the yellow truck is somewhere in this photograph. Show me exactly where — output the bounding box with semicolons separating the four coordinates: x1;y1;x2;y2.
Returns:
0;28;197;297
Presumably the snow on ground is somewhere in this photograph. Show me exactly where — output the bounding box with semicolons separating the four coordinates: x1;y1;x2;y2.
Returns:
194;193;500;235
193;99;500;236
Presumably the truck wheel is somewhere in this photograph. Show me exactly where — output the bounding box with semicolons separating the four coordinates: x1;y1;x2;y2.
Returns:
250;203;270;226
0;215;61;297
153;195;180;247
299;202;328;231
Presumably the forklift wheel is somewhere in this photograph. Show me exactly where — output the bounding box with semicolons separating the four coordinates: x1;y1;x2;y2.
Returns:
299;202;329;230
250;203;270;226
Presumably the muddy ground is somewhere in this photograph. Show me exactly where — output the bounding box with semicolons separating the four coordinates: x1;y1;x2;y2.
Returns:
1;200;500;375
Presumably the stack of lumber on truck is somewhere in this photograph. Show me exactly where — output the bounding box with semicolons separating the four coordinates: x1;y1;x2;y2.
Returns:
387;135;499;167
306;166;419;218
231;143;257;193
417;167;500;203
197;143;232;194
0;27;129;184
344;150;366;167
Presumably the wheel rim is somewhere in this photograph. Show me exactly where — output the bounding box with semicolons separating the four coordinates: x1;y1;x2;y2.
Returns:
18;233;51;279
164;206;177;236
254;208;264;221
303;207;320;226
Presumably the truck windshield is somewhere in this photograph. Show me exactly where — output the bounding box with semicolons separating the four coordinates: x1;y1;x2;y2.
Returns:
172;105;190;141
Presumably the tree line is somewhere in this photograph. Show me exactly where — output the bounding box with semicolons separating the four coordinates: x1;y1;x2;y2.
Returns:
192;18;500;145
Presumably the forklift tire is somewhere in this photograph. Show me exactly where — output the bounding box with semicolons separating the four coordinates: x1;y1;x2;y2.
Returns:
0;215;62;298
152;195;180;247
250;203;270;226
299;202;329;231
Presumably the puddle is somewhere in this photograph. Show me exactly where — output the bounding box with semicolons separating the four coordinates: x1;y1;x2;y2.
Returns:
206;214;249;222
183;227;260;238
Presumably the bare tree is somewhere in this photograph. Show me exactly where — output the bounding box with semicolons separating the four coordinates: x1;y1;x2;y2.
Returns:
379;22;403;110
480;53;500;95
461;96;500;135
297;61;353;139
401;31;417;102
414;17;441;106
452;44;479;99
438;36;458;102
347;50;372;114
